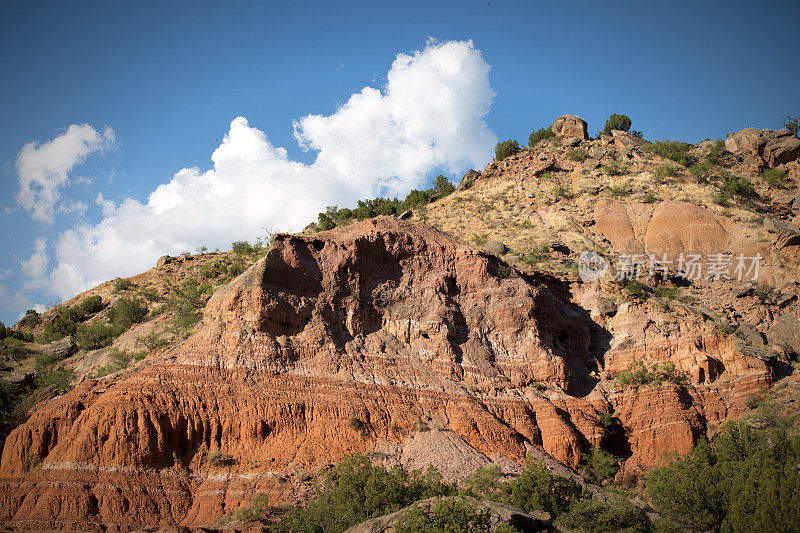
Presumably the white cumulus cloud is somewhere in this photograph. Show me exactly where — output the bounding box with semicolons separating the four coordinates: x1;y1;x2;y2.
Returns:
39;39;496;300
21;237;49;292
16;124;114;223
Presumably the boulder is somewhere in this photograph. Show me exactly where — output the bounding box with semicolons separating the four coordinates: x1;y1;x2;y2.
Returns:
42;336;77;360
767;316;800;356
561;136;582;147
596;297;618;317
611;130;647;152
457;169;481;191
483;240;508;255
763;135;800;168
763;217;798;234
156;255;171;267
551;115;588;140
733;283;754;298
725;128;765;155
776;230;800;249
3;371;34;394
579;180;602;194
345;496;552;533
583;158;601;171
397;210;412;220
737;323;766;349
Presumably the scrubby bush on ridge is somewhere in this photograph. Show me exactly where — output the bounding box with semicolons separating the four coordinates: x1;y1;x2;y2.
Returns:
529;127;556;148
306;174;455;232
495;139;520;161
602;113;632;135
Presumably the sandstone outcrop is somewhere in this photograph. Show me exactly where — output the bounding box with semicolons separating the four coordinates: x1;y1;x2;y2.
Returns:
763;135;800;167
725;127;800;168
551;115;588;140
593;200;729;258
0;217;774;530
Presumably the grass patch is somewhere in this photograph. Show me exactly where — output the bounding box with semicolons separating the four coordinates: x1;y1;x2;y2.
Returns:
647;139;694;166
652;164;678;183
566;148;590;162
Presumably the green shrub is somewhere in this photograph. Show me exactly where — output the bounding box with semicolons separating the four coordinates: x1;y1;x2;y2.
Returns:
528;127;556;148
619;279;651;299
113;277;134;293
555;497;652;533
642;191;658;204
461;464;503;500
306;175;455;231
431;174;456;198
396;498;492;533
603;113;632;135
705;139;728;166
207;448;231;467
74;322;117;350
551;184;572;199
721;175;757;199
566;148;590;162
34;367;74;394
652;164;678;183
168;278;212;331
273;453;455;533
108;296;148;332
614;359;686;389
0;337;30;361
713;190;732;207
79;295;104;315
231;240;262;258
601;161;625;176
783;115;799;137
510;459;583;518
653;286;680;299
40;306;85;343
689;161;714;182
216;494;270;526
761;167;786;188
140;287;159;302
580;448;620;484
648;422;800;532
495;139;520;161
138;329;168;351
609;184;631;197
647;139;694;166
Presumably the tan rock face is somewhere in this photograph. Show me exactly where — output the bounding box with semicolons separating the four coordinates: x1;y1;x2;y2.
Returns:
551;115;588;140
0;218;776;529
594;200;728;257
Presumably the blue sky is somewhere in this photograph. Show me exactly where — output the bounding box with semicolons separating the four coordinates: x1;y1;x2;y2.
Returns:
1;0;799;325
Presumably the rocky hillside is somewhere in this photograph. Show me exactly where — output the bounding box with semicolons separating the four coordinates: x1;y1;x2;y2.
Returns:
0;115;798;530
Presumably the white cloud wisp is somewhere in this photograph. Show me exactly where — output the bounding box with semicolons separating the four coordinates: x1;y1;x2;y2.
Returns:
16;124;115;223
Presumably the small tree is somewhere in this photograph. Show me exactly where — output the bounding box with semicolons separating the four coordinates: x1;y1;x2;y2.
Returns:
603;113;632;135
529;127;556;148
510;459;583;517
431;175;455;197
783;115;799;137
495;140;520;161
